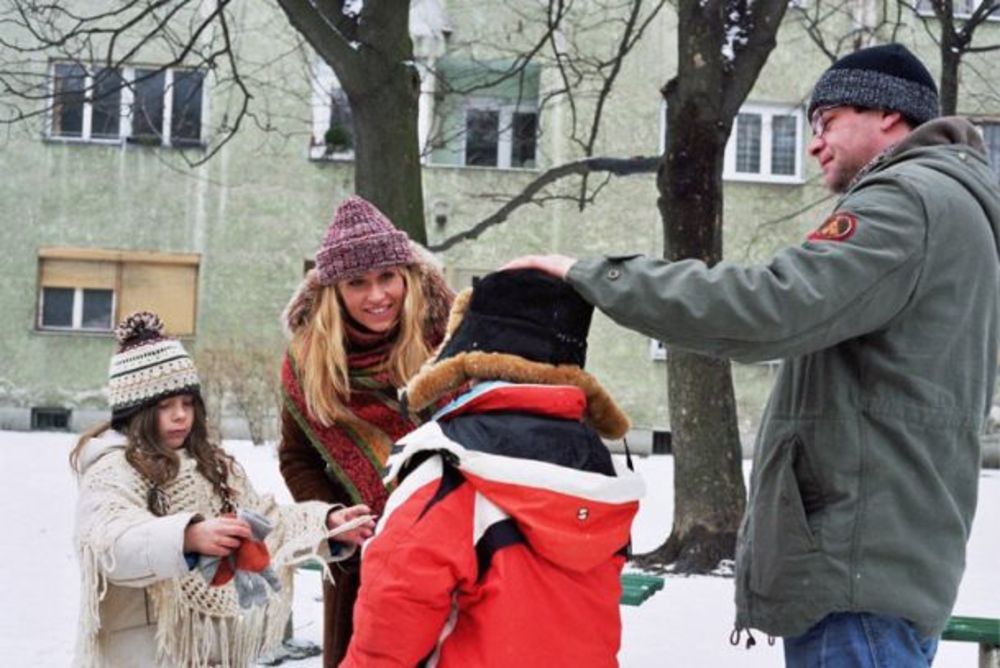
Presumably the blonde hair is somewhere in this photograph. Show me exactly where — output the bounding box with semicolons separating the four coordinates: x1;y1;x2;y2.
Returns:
290;264;431;426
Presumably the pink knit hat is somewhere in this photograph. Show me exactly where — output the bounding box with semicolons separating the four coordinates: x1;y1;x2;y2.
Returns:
315;195;416;285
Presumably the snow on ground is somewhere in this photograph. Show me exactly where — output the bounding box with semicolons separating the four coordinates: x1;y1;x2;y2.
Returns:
1;430;996;666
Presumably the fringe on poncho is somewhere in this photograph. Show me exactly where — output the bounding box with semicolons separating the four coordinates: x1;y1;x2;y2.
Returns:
74;443;334;667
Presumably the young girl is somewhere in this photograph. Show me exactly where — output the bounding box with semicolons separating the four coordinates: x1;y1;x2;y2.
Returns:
71;311;375;667
279;195;453;666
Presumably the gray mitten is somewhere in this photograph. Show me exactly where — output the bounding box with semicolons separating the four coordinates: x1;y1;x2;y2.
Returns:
195;508;282;608
237;508;283;595
234;569;270;609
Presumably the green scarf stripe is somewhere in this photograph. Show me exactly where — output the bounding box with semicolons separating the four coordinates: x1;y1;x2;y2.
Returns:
281;372;365;506
349;374;429;427
281;386;364;505
337;418;386;474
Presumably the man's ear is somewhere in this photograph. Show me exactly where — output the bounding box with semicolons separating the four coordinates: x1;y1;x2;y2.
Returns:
880;110;908;132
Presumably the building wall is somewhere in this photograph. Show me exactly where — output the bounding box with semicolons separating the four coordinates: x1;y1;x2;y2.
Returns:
1;0;997;441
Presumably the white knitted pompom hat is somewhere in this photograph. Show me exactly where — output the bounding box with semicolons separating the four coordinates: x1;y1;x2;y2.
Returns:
108;311;201;430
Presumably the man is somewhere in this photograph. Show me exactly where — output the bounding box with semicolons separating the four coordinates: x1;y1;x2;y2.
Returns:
341;269;644;667
507;43;1000;666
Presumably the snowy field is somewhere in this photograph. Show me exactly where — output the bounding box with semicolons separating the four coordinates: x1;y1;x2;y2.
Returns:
2;429;997;666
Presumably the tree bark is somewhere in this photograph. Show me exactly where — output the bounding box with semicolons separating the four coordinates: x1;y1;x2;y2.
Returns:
275;0;427;243
935;1;962;116
637;0;786;573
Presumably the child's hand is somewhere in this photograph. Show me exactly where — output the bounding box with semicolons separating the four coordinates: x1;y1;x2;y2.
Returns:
184;516;253;556
326;504;376;546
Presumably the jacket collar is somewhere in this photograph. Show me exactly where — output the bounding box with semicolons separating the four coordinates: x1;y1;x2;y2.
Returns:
434;381;588;423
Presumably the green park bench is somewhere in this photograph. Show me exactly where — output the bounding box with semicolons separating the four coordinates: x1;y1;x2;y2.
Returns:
299;561;665;606
619;571;665;606
942;616;1000;667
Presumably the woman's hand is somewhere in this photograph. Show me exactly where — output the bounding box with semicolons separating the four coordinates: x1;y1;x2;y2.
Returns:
327;504;376;546
183;516;253;557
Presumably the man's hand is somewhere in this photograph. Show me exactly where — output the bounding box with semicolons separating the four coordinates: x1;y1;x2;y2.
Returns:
501;254;577;280
184;516;253;556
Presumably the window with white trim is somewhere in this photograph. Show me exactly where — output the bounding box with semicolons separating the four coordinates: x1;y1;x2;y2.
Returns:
978;121;1000;183
37;248;200;335
309;65;356;160
47;62;206;147
724;103;804;183
428;58;540;170
661;101;805;184
463;101;538;168
40;286;115;331
916;0;998;18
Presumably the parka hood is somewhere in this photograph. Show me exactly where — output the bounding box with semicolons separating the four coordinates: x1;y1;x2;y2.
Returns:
75;434;126;476
386;383;643;572
880;116;1000;258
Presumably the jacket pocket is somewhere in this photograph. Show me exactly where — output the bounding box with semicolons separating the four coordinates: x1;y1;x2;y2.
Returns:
749;435;819;597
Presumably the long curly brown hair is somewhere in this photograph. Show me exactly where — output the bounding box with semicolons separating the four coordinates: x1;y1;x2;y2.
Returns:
70;393;236;516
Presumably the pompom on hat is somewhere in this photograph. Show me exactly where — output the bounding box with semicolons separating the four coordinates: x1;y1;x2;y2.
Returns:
808;43;939;127
108;311;201;431
315;195;416;285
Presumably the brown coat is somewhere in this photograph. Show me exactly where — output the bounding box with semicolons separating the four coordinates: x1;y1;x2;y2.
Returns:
280;409;364;666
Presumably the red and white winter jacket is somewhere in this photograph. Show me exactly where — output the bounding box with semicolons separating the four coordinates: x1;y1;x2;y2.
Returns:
342;381;645;668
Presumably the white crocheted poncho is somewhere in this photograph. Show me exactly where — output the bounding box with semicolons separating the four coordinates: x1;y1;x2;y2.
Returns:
74;442;333;667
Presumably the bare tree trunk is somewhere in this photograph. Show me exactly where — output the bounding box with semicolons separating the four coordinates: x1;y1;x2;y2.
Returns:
636;0;787;573
937;11;962;115
638;86;747;572
348;66;426;244
276;0;427;243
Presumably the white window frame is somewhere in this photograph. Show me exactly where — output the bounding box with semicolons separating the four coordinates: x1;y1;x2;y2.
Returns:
974;118;1000;182
723;102;805;184
461;97;538;170
38;286;116;332
309;63;355;161
45;63;123;145
46;62;208;148
915;0;999;19
660;100;805;185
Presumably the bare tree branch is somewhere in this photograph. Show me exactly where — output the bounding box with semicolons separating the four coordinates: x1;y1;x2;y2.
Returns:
429;154;659;251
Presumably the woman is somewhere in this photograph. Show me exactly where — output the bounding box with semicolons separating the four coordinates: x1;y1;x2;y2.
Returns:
279;195;453;666
71;311;375;667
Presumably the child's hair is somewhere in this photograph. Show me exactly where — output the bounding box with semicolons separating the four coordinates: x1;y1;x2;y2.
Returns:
70;393;235;515
290;264;430;426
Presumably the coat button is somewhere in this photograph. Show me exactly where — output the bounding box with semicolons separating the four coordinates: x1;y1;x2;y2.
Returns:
607;268;622;280
577;507;590;521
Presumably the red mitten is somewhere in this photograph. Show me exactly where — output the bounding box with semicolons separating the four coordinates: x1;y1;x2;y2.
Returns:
233;537;271;572
206;510;275;588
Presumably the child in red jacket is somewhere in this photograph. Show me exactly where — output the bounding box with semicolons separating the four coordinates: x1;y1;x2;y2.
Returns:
342;269;645;668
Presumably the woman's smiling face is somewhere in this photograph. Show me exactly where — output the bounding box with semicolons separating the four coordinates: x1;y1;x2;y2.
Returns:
337;267;407;333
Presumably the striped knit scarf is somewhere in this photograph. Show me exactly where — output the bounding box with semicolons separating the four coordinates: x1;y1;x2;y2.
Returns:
280;327;425;516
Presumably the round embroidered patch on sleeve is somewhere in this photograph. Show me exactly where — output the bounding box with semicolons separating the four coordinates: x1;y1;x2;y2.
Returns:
807;212;858;242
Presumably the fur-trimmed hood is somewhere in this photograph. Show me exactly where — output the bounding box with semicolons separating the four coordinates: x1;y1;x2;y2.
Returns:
281;241;453;344
404;288;631;440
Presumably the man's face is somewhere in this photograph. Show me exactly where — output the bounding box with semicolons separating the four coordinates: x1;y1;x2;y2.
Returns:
807;106;888;193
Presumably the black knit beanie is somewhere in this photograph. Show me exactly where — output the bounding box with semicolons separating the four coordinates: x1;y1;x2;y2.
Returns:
808;43;939;127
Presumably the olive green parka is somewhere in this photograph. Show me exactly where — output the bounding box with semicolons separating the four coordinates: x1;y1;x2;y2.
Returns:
568;117;1000;639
